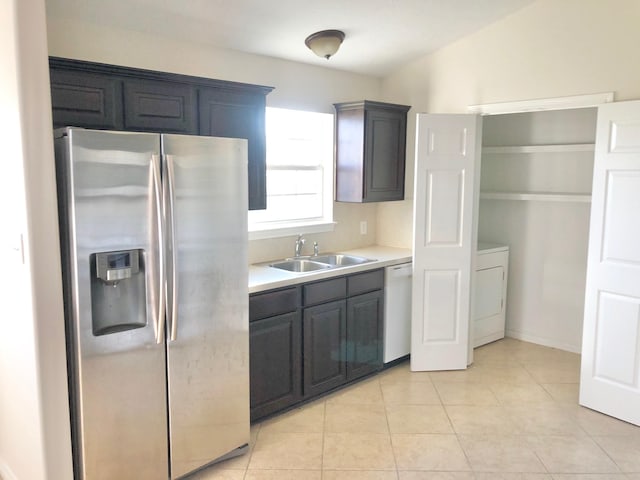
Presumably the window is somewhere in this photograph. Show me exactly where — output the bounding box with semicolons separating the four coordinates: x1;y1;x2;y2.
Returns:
248;107;335;239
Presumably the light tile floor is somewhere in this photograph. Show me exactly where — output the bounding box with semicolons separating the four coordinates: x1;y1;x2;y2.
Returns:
191;338;640;479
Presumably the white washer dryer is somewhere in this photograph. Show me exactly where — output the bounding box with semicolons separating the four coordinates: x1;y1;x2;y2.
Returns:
474;243;509;348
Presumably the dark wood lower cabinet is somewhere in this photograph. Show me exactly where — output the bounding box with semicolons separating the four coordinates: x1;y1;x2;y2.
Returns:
249;312;301;420
303;300;347;398
249;269;385;421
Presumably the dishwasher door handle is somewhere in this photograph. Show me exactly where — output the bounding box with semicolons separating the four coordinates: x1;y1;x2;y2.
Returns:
387;263;413;278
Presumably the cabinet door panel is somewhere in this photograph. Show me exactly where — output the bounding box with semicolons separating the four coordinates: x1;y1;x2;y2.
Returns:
365;109;407;201
303;300;347;397
334;101;409;203
50;69;123;130
347;291;384;380
250;312;301;420
199;89;266;210
123;80;197;133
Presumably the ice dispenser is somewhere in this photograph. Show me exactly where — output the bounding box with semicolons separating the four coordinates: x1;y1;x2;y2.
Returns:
90;249;147;336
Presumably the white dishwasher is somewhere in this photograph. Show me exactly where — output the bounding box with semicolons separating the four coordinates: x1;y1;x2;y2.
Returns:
383;262;413;363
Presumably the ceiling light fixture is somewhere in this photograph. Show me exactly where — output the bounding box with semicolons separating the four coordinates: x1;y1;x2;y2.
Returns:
304;30;345;60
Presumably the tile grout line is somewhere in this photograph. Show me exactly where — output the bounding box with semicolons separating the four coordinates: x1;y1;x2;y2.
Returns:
320;400;327;479
379;377;401;479
243;421;261;478
589;434;626;475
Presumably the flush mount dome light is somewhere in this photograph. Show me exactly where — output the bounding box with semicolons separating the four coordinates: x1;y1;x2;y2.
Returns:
304;29;345;60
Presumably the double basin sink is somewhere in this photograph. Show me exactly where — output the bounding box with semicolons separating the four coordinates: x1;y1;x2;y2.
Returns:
268;253;374;273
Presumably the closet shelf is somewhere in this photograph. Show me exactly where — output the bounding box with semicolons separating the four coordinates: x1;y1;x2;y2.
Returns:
482;143;595;154
480;191;592;203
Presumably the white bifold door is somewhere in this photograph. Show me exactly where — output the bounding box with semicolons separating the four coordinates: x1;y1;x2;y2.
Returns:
411;114;482;371
580;100;640;426
412;103;640;427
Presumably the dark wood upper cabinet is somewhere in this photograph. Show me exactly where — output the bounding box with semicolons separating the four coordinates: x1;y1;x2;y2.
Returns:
198;88;267;210
48;57;273;210
50;69;123;130
334;100;410;203
123;79;197;133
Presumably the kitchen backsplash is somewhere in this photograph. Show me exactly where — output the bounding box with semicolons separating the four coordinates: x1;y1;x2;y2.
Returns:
248;202;378;264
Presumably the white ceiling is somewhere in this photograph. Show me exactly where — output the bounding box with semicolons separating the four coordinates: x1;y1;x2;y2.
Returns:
46;0;536;77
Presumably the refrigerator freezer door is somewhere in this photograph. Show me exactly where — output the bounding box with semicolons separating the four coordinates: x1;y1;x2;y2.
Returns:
162;134;249;478
58;129;169;480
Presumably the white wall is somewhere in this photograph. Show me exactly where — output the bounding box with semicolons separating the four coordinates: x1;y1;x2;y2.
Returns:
0;1;73;479
46;19;384;263
378;0;640;248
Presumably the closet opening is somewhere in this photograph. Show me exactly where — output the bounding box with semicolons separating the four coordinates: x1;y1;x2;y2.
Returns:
475;107;597;354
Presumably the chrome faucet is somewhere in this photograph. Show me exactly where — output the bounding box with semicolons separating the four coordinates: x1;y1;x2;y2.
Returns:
313;241;319;256
294;234;305;257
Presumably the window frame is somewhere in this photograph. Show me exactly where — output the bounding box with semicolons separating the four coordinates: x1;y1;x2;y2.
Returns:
248;107;335;240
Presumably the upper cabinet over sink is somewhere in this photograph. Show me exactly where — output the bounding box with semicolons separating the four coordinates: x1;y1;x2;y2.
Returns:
334;100;410;203
48;57;273;210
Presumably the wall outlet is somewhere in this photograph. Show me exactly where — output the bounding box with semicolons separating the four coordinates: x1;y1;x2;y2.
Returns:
360;221;368;235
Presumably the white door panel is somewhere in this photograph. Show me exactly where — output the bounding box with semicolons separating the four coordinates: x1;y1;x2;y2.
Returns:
412;114;481;371
425;170;464;244
420;270;460;342
602;171;640;264
580;100;640;426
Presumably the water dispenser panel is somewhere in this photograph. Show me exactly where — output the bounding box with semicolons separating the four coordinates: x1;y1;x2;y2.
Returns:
95;250;140;283
90;249;147;336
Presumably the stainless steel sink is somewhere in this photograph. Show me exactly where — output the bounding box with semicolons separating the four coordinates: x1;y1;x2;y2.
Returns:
269;259;332;273
267;253;374;273
312;254;373;266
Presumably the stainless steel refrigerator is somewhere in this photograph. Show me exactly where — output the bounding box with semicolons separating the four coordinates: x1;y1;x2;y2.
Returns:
54;127;249;480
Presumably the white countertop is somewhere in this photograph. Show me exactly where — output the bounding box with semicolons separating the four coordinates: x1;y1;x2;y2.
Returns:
249;245;412;294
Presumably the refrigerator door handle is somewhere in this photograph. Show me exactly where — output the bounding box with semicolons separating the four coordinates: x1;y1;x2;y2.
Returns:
151;154;166;344
165;154;179;342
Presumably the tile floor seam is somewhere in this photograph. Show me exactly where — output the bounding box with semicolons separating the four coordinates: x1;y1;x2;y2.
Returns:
590;434;630;474
242;423;260;478
528;436;552;476
454;431;475;473
380;380;400;478
320;401;327;479
440;397;457;435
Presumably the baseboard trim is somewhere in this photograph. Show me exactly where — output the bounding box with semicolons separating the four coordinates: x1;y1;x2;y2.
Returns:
506;330;581;354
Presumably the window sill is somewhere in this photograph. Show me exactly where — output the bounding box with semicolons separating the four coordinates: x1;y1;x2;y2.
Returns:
249;221;336;241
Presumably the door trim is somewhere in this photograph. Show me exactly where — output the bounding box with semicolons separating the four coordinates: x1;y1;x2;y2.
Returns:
468;92;614;116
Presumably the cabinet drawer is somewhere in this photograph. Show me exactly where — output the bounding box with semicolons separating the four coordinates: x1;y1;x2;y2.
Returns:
250;287;299;322
348;269;384;296
303;277;347;306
